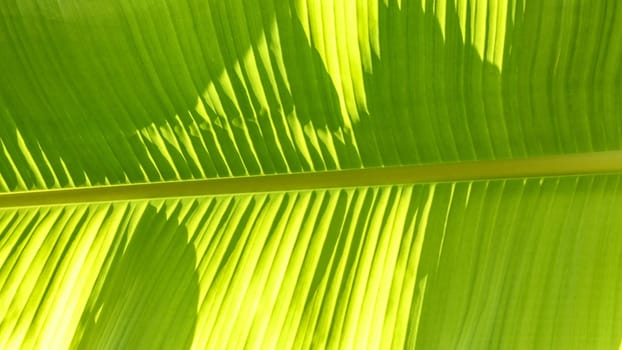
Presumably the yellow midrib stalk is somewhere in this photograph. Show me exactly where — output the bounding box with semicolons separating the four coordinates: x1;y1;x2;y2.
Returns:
1;150;622;208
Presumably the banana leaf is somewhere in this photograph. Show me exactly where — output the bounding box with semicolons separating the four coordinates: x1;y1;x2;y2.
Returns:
1;0;621;348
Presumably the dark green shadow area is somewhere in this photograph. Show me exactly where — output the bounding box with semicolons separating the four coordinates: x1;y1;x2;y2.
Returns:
358;0;505;166
0;1;220;187
71;203;199;349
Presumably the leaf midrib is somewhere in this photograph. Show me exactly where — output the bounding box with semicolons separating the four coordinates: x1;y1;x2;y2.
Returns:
1;150;621;208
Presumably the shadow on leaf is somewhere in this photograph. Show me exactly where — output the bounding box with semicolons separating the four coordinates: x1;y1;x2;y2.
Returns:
72;203;199;349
